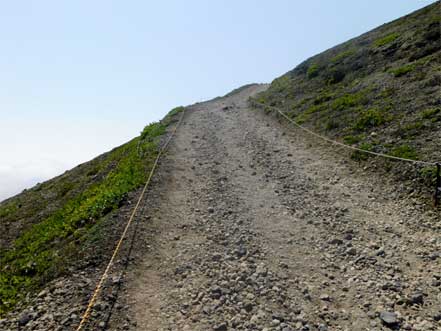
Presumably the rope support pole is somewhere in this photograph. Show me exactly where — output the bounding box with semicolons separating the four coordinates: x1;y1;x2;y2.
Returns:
435;163;441;207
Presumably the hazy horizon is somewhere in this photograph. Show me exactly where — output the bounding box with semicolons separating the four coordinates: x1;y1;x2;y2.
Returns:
0;0;435;202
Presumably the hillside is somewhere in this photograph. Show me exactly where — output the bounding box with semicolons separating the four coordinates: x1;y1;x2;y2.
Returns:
252;2;440;191
0;3;440;331
0;107;184;314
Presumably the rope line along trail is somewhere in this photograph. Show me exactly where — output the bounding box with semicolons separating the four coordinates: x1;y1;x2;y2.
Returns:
251;101;441;205
76;108;186;331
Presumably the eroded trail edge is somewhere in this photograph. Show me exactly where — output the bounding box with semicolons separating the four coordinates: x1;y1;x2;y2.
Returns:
109;85;440;331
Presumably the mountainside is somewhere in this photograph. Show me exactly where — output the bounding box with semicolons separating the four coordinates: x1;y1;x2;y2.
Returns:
0;3;440;330
0;107;184;314
252;2;440;190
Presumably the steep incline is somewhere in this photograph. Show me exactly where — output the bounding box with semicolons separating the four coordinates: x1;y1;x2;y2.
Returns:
100;85;439;331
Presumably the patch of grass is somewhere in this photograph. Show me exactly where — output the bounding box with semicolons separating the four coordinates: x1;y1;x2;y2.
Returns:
0;120;170;314
166;106;185;118
295;103;327;124
390;144;418;160
331;49;355;63
325;119;340;130
307;63;319;78
351;142;374;161
271;76;291;92
420;166;437;185
344;134;364;145
399;121;424;137
421;107;440;120
354;107;391;130
313;92;335;105
389;63;416;77
0;203;19;219
331;92;368;111
373;32;399;47
140;121;166;140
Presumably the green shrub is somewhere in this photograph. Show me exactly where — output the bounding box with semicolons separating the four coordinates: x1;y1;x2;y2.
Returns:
351;142;374;161
0;203;19;219
373;32;399;47
344;135;364;145
331;92;367;111
307;63;319;78
354;108;390;130
313;92;335;105
389;64;416;77
325;119;340;130
167;106;185;117
331;49;355;63
421;107;440;120
326;68;346;84
420;166;437;185
390;144;418;160
140;121;166;140
399;121;424;137
295;103;327;124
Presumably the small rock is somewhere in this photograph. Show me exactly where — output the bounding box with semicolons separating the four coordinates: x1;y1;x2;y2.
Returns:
18;312;33;326
214;322;228;331
379;311;398;326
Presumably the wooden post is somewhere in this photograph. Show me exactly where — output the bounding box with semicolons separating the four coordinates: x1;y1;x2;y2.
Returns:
435;163;441;207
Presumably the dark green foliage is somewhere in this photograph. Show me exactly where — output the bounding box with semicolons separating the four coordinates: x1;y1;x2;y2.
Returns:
354;108;391;130
326;68;346;84
420;166;437;185
344;135;364;145
307;63;319;78
351;143;374;161
325;119;340;130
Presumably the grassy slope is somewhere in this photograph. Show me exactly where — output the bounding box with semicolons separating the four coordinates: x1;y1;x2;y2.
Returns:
0;107;184;314
252;3;440;185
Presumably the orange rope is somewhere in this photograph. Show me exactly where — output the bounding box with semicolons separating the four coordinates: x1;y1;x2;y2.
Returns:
76;109;185;331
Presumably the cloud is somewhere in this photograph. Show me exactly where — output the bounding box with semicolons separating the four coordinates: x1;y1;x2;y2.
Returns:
0;158;71;202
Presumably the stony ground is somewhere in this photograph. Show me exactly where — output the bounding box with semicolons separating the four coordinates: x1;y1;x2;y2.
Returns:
2;84;440;331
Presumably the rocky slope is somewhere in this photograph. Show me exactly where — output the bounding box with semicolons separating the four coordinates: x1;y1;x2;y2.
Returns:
252;2;440;197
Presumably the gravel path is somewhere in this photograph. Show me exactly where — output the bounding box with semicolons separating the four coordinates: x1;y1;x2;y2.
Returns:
107;85;440;331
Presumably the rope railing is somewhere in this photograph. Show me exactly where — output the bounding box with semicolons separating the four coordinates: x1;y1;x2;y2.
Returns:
250;100;441;206
76;108;186;331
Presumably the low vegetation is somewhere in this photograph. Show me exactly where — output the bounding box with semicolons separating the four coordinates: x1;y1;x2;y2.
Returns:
373;32;399;47
0;107;184;314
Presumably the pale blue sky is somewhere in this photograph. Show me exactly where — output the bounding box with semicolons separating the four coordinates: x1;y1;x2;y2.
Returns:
0;0;435;200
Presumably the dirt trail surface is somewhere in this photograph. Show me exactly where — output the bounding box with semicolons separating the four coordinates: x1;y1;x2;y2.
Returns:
104;85;440;331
